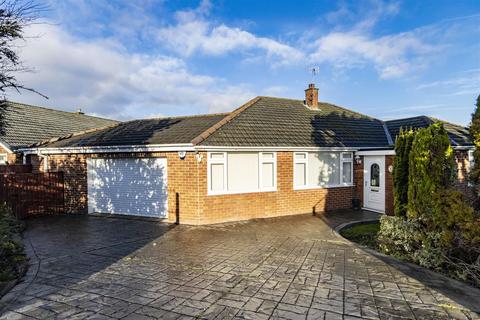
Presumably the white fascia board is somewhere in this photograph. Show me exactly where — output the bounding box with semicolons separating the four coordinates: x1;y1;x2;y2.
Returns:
19;144;195;155
356;150;395;156
196;146;359;152
0;140;13;153
452;146;475;150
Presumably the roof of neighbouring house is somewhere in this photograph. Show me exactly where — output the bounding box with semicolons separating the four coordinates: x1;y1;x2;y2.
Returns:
385;116;473;147
40;113;228;148
0;101;119;150
37;96;391;149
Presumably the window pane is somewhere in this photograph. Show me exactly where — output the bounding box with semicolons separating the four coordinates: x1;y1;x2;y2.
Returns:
342;153;352;159
0;154;6;164
342;162;352;183
227;152;259;191
295;163;306;186
210;153;224;159
308;152;340;186
262;163;274;188
370;163;380;187
211;163;224;191
262;153;274;159
295;153;306;160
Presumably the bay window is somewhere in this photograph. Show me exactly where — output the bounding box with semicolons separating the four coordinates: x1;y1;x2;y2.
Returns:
294;151;353;189
208;152;277;194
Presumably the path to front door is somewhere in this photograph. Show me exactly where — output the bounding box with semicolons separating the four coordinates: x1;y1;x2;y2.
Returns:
363;155;386;213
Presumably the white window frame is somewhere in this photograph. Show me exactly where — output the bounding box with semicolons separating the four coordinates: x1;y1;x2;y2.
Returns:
293;151;354;190
340;152;354;185
468;149;475;186
0;153;7;165
259;152;277;192
207;151;277;195
293;152;308;188
208;152;227;194
468;150;475;168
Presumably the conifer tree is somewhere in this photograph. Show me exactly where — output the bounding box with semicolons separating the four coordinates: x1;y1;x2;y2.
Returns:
393;128;415;217
470;94;480;207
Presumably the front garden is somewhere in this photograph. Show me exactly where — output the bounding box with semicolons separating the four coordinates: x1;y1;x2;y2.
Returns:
344;95;480;288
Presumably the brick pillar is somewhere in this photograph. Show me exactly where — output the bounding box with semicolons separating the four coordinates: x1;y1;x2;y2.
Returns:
385;155;394;215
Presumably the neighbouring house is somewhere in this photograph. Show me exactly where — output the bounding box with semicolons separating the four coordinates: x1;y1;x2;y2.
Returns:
0;101;119;165
17;84;475;225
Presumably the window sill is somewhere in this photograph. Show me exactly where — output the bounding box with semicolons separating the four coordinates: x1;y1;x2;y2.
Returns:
293;184;354;191
208;188;277;196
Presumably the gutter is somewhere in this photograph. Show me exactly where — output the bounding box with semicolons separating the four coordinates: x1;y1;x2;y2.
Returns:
18;144;195;155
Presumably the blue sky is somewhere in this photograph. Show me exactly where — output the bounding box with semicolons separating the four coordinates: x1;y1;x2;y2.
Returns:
9;0;480;125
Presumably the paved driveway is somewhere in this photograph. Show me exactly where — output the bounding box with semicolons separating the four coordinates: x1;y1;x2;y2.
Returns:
1;212;479;320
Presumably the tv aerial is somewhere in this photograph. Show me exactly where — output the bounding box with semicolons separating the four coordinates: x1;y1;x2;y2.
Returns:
307;66;320;82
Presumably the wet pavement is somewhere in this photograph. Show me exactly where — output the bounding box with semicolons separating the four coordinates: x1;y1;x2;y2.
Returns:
1;211;479;319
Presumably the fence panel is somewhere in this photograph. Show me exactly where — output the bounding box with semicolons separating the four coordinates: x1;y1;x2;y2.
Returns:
0;172;64;219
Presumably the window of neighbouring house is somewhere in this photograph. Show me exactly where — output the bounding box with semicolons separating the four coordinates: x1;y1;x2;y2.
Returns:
468;150;475;170
294;151;353;189
208;152;277;194
0;153;7;165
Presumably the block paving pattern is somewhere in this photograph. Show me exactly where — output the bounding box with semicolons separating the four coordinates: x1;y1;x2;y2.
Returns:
1;213;479;320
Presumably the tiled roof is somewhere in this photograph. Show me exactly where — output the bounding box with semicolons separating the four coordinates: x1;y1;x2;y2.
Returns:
0;101;119;149
385;116;473;147
36;97;470;150
198;97;390;148
42;113;227;148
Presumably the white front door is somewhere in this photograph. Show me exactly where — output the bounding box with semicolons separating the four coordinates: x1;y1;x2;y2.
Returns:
87;158;168;218
363;156;385;213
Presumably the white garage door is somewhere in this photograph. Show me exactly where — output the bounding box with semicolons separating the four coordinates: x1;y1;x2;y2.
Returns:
87;158;168;218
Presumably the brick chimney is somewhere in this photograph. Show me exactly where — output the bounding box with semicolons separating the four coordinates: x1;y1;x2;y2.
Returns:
304;83;319;110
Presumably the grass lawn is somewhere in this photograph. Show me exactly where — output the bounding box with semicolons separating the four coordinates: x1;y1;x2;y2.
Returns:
340;222;380;249
0;204;27;296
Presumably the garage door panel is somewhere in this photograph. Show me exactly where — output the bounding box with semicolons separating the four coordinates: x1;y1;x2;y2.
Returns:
87;158;168;218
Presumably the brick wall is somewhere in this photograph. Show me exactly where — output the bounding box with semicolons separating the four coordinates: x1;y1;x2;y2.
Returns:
454;150;475;202
354;158;364;208
385;155;394;215
31;151;357;225
199;152;355;224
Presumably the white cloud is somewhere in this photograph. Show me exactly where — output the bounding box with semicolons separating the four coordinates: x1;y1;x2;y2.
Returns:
10;23;254;119
310;30;437;79
156;1;303;66
416;70;480;96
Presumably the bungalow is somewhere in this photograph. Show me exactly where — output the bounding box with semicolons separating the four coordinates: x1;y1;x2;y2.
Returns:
0;101;118;165
19;84;475;225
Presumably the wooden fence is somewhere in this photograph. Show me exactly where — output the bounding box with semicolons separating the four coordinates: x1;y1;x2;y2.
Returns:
0;172;64;219
0;164;32;174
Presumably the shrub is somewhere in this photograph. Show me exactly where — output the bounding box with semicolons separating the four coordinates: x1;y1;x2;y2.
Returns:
378;215;420;259
379;122;480;287
407;122;455;222
393;128;415;217
0;203;26;282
